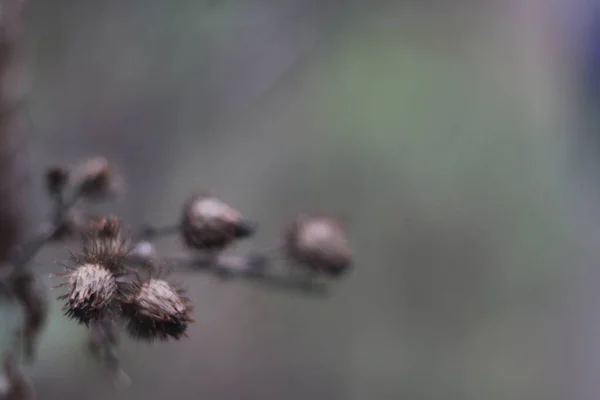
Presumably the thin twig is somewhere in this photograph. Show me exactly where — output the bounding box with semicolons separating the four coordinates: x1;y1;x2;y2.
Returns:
133;224;179;242
88;319;130;388
159;254;329;296
8;184;84;275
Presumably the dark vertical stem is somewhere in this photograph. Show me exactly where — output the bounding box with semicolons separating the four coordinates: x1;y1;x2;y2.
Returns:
0;0;28;265
0;0;47;377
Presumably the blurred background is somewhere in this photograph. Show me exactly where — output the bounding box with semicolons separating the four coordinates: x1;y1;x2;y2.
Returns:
3;0;599;398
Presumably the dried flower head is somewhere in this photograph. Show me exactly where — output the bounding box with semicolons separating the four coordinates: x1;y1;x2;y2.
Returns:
73;157;122;201
80;217;131;273
56;263;119;325
121;278;194;341
285;214;353;277
44;166;68;196
180;194;256;252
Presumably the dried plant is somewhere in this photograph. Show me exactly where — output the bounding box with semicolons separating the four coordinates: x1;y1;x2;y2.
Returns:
121;275;194;341
0;0;355;392
180;193;257;255
285;214;353;279
0;155;354;390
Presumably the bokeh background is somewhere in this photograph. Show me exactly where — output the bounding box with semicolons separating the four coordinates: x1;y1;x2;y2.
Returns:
3;0;599;398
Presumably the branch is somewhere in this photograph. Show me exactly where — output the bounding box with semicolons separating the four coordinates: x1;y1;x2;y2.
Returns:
157;253;329;296
134;223;330;296
88;319;130;388
9;184;84;273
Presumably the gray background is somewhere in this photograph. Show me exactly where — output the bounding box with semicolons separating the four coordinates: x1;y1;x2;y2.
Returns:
1;1;593;399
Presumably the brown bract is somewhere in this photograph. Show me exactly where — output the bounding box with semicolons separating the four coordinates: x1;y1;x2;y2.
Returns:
285;214;353;277
180;194;252;252
121;279;194;341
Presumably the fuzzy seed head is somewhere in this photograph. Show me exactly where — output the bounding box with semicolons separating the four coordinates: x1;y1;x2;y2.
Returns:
122;279;193;341
180;195;244;251
60;263;117;325
286;215;352;277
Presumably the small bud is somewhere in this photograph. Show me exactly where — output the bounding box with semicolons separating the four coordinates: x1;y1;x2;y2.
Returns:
180;194;256;252
80;217;131;273
73;157;123;201
44;166;68;196
121;279;194;341
84;216;121;240
57;263;118;325
285;215;353;278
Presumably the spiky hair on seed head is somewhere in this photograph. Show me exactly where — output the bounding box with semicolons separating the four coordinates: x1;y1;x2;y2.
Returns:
121;270;194;341
78;216;132;274
85;215;121;239
55;263;119;325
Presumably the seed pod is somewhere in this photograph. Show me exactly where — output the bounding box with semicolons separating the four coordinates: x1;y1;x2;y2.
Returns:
121;279;194;341
285;214;353;277
72;157;123;201
56;263;118;325
180;194;256;252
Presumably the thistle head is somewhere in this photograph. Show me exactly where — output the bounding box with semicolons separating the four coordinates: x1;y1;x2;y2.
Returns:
286;214;353;277
180;193;256;251
121;278;194;341
57;263;118;325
